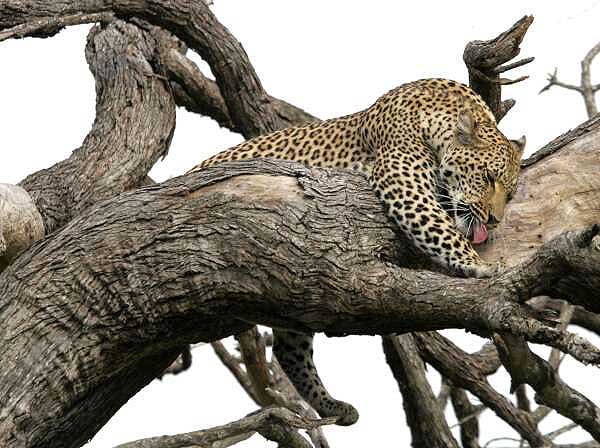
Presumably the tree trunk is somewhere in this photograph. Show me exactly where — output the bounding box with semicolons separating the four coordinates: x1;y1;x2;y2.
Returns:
1;5;600;448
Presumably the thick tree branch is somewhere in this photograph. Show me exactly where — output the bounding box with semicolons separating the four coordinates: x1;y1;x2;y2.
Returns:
2;158;600;446
382;334;459;448
2;6;600;448
0;0;291;138
163;46;318;131
15;20;175;235
414;332;546;447
495;333;600;441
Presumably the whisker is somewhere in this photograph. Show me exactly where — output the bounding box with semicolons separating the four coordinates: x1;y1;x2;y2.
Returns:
436;193;457;200
439;204;469;211
438;202;469;212
467;215;474;238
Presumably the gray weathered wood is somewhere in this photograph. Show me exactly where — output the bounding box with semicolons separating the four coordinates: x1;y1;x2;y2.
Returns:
1;157;600;447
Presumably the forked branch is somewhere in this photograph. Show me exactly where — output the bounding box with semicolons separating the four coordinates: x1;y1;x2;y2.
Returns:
113;406;335;448
540;41;600;118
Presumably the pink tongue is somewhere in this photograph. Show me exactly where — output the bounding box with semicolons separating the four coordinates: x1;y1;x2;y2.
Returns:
472;222;488;245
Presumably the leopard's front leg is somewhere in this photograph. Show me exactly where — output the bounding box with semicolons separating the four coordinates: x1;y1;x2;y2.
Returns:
369;151;498;278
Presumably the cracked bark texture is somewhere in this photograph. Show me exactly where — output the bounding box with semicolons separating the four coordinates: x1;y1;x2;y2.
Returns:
0;0;289;138
2;4;600;448
383;334;459;448
14;20;175;235
2;157;600;447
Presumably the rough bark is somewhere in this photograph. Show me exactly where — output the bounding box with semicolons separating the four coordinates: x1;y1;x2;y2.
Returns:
480;116;600;269
0;0;289;138
112;406;334;448
463;15;534;121
382;334;459;448
414;332;546;446
17;20;175;234
163;44;318;132
1;156;600;447
2;5;600;448
496;332;600;441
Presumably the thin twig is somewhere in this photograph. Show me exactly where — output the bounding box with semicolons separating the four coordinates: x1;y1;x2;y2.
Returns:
211;340;262;406
540;41;600;118
545;422;579;440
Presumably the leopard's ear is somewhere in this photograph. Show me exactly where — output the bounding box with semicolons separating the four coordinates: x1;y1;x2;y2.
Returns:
456;108;476;145
510;135;526;159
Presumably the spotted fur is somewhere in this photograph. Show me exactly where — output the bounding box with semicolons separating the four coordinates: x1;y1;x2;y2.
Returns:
189;78;524;424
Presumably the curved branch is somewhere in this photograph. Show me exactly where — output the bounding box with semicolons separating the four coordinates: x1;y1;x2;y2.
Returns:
495;333;600;440
0;0;288;137
414;332;546;446
540;40;600;119
16;20;176;234
114;406;334;448
1;158;600;446
163;44;318;131
581;42;600;117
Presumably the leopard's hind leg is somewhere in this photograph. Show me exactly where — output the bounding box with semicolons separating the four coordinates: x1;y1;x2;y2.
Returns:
273;329;359;425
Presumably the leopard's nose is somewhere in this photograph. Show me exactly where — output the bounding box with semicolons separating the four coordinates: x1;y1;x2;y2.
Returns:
487;214;500;225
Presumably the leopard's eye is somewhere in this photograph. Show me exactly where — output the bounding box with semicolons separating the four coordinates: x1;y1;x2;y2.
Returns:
485;170;496;185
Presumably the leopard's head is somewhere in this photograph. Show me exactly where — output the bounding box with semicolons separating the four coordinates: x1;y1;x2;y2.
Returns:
438;108;525;245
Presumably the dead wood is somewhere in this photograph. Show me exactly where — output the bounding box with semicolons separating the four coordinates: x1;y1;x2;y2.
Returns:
1;4;600;448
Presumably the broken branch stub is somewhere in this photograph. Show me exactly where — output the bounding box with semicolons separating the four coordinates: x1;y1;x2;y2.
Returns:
0;184;43;270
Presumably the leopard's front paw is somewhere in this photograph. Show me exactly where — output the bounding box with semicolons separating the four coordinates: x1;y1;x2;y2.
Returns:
464;261;505;278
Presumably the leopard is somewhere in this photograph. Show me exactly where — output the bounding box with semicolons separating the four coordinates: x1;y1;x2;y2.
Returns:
188;78;525;425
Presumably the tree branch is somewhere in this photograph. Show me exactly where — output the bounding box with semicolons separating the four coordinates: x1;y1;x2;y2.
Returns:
382;334;458;448
581;42;600;117
15;20;176;235
0;11;115;41
211;340;263;405
2;157;600;446
162;45;318;131
2;5;600;448
450;387;481;448
414;332;546;447
463;15;534;121
495;333;600;441
540;41;600;119
113;406;335;448
0;0;292;138
235;328;274;406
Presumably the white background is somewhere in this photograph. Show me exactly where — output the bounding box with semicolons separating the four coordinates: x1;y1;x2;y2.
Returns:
2;1;600;447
